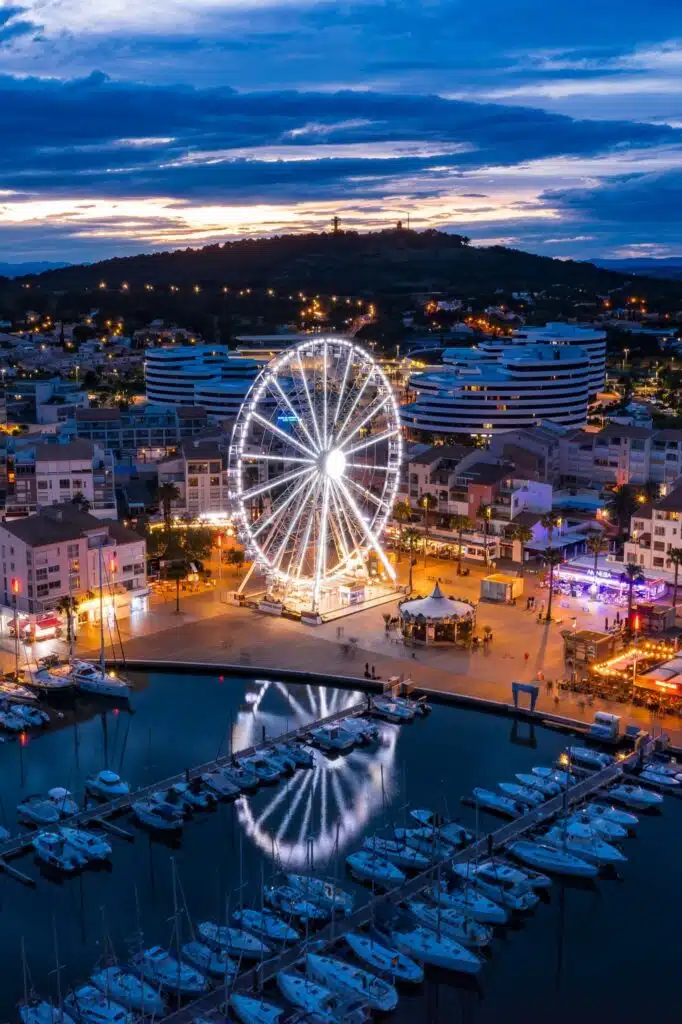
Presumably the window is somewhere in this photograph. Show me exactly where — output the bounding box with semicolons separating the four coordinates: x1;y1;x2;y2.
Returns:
653;557;665;567
36;583;49;596
48;579;61;590
27;585;32;597
654;542;665;552
36;568;47;580
134;563;145;574
654;527;666;536
633;520;645;532
37;481;48;491
210;476;220;487
59;479;70;488
72;480;82;489
122;564;133;573
48;565;60;574
188;476;199;488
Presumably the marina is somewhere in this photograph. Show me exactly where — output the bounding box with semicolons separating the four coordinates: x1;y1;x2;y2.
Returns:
0;666;678;1024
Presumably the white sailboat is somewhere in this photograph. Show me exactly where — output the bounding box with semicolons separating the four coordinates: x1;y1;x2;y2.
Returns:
232;907;300;944
393;826;453;861
409;809;473;847
130;946;208;995
566;746;612;770
425;881;508;924
343;931;423;983
263;884;328;921
64;984;134;1024
306;953;398;1013
362;836;429;870
18;795;61;826
19;1002;77;1024
285;875;354;916
231;994;287;1024
498;782;544;807
181;940;237;981
85;771;129;800
507;839;598;878
542;823;626;866
132;798;184;831
584;801;638;828
391;925;483;973
346;850;406;888
406;900;492;948
452;861;539;911
59;827;112;861
90;967;166;1016
472;787;520;817
566;809;627;840
276;970;369;1024
609;783;663;810
46;787;79;817
197;921;272;959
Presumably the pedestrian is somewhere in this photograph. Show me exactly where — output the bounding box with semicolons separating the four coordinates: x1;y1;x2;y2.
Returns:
411;651;417;660
540;600;545;614
371;665;376;680
364;662;370;679
524;651;529;664
616;611;620;625
571;615;577;630
526;596;531;611
605;617;609;631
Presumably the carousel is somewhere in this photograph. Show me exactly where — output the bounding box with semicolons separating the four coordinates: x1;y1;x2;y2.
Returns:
398;582;477;645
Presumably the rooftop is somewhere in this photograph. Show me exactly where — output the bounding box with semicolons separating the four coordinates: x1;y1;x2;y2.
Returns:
34;440;94;462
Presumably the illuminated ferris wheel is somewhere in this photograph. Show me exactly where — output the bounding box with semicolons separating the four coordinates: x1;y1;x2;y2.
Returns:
228;337;402;608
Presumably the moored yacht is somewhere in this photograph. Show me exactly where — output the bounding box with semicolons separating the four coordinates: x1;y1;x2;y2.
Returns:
221;762;259;790
532;767;577;786
264;884;328;922
276;970;369;1024
472;787;520;817
0;708;29;732
498;782;544;807
452;861;539;911
70;662;131;700
285;875;354;916
393;826;453;861
64;984;133;1024
391;925;483;973
85;771;129;800
309;723;356;753
515;772;560;796
8;704;49;728
346;849;405;888
181;941;237;981
201;766;241;798
543;823;626;866
609;783;663;810
33;832;87;872
507;839;598;878
425;881;507;924
19;999;77;1024
231;994;286;1024
233;908;299;944
197;921;271;959
130;946;208;995
362;836;429;870
18;795;61;826
46;787;79;817
406;900;492;948
132;798;184;832
371;698;415;723
409;809;473;847
90;967;166;1015
306;952;398;1013
566;746;613;770
567;809;627;841
241;755;281;782
343;931;423;983
60;827;112;861
639;767;681;790
584;801;638;829
31;666;74;694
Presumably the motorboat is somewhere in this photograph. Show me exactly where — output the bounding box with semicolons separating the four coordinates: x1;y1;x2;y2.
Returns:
391;695;431;716
567;809;627;841
31;667;74;694
70;662;131;700
181;941;237;981
391;926;483;974
264;884;328;922
371;698;415;723
265;747;296;775
515;773;560;797
346;850;405;888
339;718;379;744
231;995;287;1024
85;771;129;800
19;999;77;1024
60;827;112;861
543;823;626;866
18;795;61;826
242;755;281;783
452;861;539;911
497;859;551;889
406;900;492;948
498;782;544;807
201;767;241;799
306;952;398;1013
609;783;663;810
275;742;314;768
130;946;208;995
285;875;354;916
276;970;369;1024
132;798;184;832
643;759;682;781
0;680;37;702
566;746;613;770
507;839;598;878
64;984;134;1024
90;967;166;1015
309;723;356;753
425;881;508;924
221;762;259;790
197;921;271;959
344;931;423;983
46;787;79;817
531;767;577;786
362;836;429;870
0;708;28;732
150;787;192;817
393;826;453;861
639;768;681;790
160;780;216;810
409;809;473;847
233;908;300;944
584;801;638;829
33;832;87;872
8;704;49;728
472;787;520;817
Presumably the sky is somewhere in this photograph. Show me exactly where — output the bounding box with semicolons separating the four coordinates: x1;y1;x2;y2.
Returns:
1;0;682;263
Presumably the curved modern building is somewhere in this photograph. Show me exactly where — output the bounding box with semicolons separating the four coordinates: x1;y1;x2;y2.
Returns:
145;346;258;414
443;322;606;397
405;344;591;437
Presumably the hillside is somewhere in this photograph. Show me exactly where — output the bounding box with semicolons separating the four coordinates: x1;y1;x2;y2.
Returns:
18;230;682;300
595;258;682;281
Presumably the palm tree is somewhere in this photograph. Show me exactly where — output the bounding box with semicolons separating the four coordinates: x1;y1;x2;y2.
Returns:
420;492;438;563
393;500;412;563
403;527;421;594
606;484;638;537
477;502;492;567
540;511;561;549
157;482;180;530
55;594;79;648
71;491;91;513
621;561;645;633
449;514;472;575
542;548;564;623
586;533;609;580
510;524;533;571
668;546;682;608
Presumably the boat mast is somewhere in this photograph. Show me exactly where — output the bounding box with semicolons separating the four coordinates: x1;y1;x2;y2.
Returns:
68;563;74;665
98;543;105;674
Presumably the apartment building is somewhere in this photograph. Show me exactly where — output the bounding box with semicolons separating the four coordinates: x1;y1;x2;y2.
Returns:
0;504;147;622
559;425;682;489
624;487;682;573
4;440;116;520
74;404;208;460
157;438;228;517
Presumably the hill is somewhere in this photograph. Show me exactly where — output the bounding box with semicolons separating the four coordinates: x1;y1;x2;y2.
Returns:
595;258;682;281
19;230;682;300
0;261;71;278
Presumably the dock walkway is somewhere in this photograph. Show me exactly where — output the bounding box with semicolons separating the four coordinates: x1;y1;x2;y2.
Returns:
160;747;644;1023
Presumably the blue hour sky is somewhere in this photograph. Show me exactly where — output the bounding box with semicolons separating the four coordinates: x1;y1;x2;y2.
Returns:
2;0;682;261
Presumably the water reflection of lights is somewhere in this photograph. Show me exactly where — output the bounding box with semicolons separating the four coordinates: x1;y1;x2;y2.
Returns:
232;680;399;868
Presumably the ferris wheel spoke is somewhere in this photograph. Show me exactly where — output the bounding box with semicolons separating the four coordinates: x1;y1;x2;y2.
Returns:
312;477;331;610
335;476;397;580
293;476;320;580
344;475;392;513
327;481;354;568
250;410;318;460
330;480;366;570
344;428;400;459
240;464;315;502
266;376;320;455
277;770;316;841
244;454;315;465
345;462;392;471
331;366;374;448
322;340;329;449
339;394;390;449
332;345;353;429
270;473;320;574
296;351;324;451
250;470;317;540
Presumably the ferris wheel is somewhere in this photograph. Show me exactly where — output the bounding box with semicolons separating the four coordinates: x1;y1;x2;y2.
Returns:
229;337;402;607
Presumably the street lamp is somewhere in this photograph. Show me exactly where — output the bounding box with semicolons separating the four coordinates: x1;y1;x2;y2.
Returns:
11;577;20;677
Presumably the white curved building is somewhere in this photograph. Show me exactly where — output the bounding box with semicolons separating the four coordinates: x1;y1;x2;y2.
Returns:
405;344;590;437
145;346;258;413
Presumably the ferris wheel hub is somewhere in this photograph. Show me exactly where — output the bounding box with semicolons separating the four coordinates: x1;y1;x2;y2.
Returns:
323;448;346;480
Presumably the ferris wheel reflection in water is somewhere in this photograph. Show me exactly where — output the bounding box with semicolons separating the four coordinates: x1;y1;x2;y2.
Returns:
233;679;399;869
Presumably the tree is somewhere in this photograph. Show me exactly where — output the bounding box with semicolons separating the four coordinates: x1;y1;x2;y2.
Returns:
621;561;645;633
393;500;412;563
449;514;472;575
540;511;561;548
510;524;533;571
477;502;492;567
148;523;213;613
71;491;91;513
586;533;609;580
542;548;564;623
403;527;421;594
606;484;638;537
226;547;246;570
668;547;682;608
157;482;180;530
420;493;438;562
55;594;79;649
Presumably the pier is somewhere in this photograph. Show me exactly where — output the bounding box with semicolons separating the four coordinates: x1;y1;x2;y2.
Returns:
0;697;367;879
159;745;646;1024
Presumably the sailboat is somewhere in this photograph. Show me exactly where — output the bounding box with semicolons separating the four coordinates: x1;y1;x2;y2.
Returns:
306;953;398;1013
64;984;134;1024
406;900;492;948
231;994;288;1024
71;546;131;699
181;940;238;981
276;970;370;1024
90;967;166;1015
19;938;77;1024
285;875;354;916
232;907;300;944
343;931;423;983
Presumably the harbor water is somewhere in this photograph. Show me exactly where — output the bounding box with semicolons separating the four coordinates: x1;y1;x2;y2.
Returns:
0;668;677;1022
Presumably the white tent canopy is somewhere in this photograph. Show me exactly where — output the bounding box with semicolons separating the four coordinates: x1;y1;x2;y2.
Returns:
399;582;475;621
